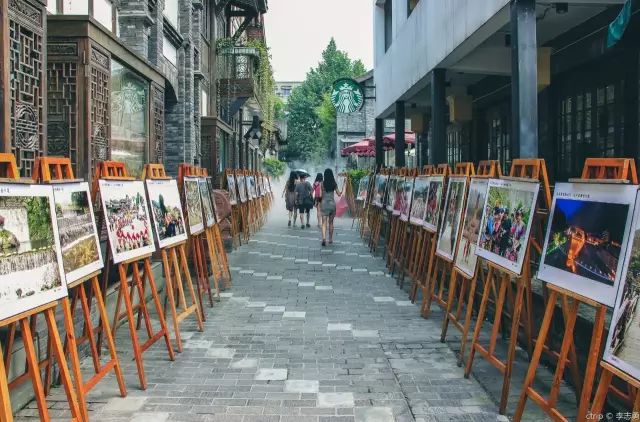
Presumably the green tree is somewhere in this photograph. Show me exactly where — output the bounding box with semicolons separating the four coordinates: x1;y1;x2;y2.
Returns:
285;38;367;163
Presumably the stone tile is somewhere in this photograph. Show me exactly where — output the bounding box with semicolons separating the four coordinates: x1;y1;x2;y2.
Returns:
283;311;306;319
102;397;147;412
317;393;355;408
255;369;288;381
327;323;352;331
284;380;320;393
131;412;170;422
395;301;414;307
247;302;267;308
219;292;234;298
298;282;315;287
264;306;286;313
206;348;236;359
315;285;333;291
352;330;379;338
230;358;258;369
373;297;395;302
354;407;394;422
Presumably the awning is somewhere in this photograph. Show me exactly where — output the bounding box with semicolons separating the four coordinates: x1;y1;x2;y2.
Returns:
383;131;416;145
340;132;416;157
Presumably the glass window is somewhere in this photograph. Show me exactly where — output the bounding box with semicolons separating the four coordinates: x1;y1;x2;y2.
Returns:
64;0;88;14
164;0;179;29
408;0;419;16
384;0;393;52
163;36;178;66
47;1;58;14
201;88;209;116
93;0;113;31
111;59;149;178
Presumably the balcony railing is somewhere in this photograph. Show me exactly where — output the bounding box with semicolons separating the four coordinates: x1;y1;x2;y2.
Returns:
218;51;259;99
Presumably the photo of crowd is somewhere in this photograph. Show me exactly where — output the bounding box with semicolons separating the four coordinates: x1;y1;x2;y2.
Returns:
0;185;66;320
424;176;444;232
146;179;187;249
437;178;467;261
476;179;538;274
100;180;155;264
410;177;430;226
184;177;204;234
454;179;488;278
53;183;102;282
227;175;238;205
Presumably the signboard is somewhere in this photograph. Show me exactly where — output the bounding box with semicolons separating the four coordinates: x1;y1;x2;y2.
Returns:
331;78;364;113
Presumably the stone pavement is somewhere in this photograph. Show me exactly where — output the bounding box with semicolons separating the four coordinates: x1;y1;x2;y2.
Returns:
14;209;557;422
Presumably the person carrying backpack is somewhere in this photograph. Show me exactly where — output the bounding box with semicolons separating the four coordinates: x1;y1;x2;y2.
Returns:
312;173;323;228
294;173;314;228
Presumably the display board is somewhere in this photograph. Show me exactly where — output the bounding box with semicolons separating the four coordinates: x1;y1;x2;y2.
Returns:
227;174;238;205
409;176;430;226
475;178;539;275
372;174;388;208
399;177;414;222
247;175;258;199
198;178;216;228
0;184;67;320
436;176;468;261
603;191;640;383
356;175;369;202
386;176;399;212
53;182;103;283
454;178;489;278
145;179;188;249
538;182;637;307
99;180;155;264
183;176;205;234
237;175;248;203
206;177;222;223
424;176;444;232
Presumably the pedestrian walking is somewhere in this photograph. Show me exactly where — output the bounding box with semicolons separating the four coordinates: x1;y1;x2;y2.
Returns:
294;173;314;229
320;168;343;246
283;171;298;227
312;173;323;228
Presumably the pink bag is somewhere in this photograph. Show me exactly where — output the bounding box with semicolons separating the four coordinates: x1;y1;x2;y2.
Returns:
335;193;348;217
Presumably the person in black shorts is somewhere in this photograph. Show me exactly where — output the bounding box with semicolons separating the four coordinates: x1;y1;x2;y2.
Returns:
294;174;313;228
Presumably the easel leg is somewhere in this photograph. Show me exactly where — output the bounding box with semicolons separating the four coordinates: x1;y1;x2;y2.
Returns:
501;278;526;415
161;249;182;352
464;266;494;378
176;246;204;332
19;319;49;421
458;275;478;367
60;298;88;422
577;304;607;421
143;259;176;362
44;307;82;421
0;346;12;422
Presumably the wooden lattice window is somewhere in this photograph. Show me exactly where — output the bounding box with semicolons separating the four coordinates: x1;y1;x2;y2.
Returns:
47;61;78;171
8;0;46;177
152;85;165;164
90;47;111;172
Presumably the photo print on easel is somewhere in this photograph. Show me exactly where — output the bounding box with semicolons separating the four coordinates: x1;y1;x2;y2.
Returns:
227;174;238;205
99;180;156;264
454;179;489;278
604;190;640;382
237;175;248;203
476;178;539;275
373;174;388;208
386;176;399;212
53;182;103;283
409;176;430;226
198;178;216;227
0;184;67;320
436;177;468;261
356;175;369;202
206;177;222;223
399;178;414;222
247;175;257;199
424;176;444;232
145;179;188;249
183;176;204;234
539;182;637;306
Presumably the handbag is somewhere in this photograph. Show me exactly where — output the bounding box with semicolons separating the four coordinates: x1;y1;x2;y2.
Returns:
302;194;315;209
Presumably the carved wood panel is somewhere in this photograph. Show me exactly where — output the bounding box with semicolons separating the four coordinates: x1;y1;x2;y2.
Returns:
90;47;111;172
151;84;165;164
47;61;78;170
8;0;46;177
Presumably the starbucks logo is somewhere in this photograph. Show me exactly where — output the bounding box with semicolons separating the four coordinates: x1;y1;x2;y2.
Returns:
331;78;364;114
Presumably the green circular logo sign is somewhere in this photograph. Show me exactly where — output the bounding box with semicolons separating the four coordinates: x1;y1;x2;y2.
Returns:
331;78;364;113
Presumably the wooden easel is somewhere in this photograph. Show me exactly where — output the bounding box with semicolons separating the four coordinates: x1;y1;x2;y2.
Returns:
440;160;501;367
0;153;83;422
390;168;417;284
464;158;552;415
237;170;250;243
93;161;175;390
369;169;390;253
34;157;126;421
421;162;475;318
515;158;638;422
143;164;203;353
225;169;242;248
386;168;407;268
177;165;215;316
412;164;451;309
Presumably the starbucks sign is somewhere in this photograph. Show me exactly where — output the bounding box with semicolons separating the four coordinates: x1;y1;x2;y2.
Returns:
331;78;364;114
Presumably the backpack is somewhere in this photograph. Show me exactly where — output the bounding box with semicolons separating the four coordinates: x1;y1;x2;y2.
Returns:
313;182;321;198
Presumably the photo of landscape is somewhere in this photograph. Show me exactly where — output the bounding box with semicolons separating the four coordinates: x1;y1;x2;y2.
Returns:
53;182;103;283
184;177;204;234
0;185;67;320
146;179;187;249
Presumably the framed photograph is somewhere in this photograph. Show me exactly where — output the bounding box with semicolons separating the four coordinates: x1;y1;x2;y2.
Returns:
538;183;636;306
237;175;247;203
183;177;204;235
337;175;347;193
53;182;103;284
410;176;430;226
227;175;238;206
386;176;399;212
424;176;444;232
436;177;468;261
198;178;216;228
399;177;414;222
0;184;67;321
454;179;489;278
604;192;640;382
206;177;222;223
248;176;257;199
145;179;188;249
256;175;263;197
99;180;156;264
266;175;272;193
372;174;388;208
476;178;539;275
356;175;369;202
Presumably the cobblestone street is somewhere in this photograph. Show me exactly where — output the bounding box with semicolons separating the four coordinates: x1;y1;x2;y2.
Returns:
15;211;517;422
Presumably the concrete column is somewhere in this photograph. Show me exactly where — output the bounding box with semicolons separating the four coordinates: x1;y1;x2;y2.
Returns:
395;101;405;167
375;118;384;170
430;69;447;165
510;0;538;159
418;112;429;167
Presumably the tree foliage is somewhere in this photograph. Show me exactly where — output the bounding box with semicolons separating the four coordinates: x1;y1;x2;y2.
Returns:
285;39;367;164
263;157;286;179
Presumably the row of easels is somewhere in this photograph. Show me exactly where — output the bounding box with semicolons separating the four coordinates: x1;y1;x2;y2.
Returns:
361;157;640;420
